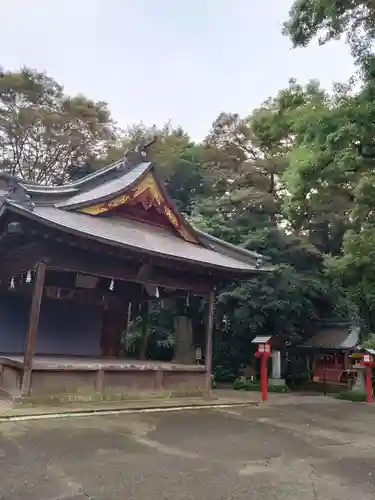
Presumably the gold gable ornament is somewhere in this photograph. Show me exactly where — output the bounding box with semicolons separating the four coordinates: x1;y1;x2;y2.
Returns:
77;172;198;243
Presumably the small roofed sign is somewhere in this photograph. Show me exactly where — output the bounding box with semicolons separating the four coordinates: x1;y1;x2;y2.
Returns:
251;335;272;344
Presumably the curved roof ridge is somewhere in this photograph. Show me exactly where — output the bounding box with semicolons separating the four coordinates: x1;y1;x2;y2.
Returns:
64;159;123;188
0;141;156;196
56;162;152;209
0;159;124;195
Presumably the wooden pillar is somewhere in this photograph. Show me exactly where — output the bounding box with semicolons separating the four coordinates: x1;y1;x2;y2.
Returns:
96;369;105;393
124;301;132;354
21;262;46;397
205;290;215;391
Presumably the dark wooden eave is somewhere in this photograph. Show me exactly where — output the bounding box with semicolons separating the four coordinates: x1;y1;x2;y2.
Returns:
0;141;269;278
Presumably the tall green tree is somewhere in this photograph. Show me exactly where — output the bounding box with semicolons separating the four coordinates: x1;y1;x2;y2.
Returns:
281;83;357;255
283;4;375;332
190;88;352;380
98;123;210;214
322;59;375;331
284;0;375;59
0;67;115;184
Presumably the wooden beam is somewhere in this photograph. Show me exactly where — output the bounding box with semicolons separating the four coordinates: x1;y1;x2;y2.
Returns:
21;262;46;397
45;246;213;293
205;290;215;392
136;264;151;280
0;231;216;293
0;243;42;281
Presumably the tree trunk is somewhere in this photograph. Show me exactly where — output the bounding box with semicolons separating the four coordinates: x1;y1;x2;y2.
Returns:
173;316;195;364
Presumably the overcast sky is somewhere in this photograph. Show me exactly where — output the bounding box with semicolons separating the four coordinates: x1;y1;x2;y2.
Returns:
1;0;355;140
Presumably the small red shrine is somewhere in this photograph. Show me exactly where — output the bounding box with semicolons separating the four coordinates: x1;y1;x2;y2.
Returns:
300;323;360;386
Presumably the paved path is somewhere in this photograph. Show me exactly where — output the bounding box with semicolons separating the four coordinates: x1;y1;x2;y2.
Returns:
0;395;374;499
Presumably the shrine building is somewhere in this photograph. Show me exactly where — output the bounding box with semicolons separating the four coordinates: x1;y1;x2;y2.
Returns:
0;141;267;403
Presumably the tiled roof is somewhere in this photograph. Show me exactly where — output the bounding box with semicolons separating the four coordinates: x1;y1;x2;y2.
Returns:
0;160;123;195
6;203;262;273
301;325;360;350
0;143;269;274
56;162;151;209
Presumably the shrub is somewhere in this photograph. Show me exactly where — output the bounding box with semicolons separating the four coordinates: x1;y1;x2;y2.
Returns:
269;384;290;393
213;363;237;383
302;381;343;394
233;376;250;390
334;391;368;402
233;377;289;393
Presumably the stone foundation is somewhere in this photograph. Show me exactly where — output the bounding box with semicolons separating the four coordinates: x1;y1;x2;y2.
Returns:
0;356;208;404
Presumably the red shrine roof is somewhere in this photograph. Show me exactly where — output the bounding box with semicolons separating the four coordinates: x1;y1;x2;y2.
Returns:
0;142;268;276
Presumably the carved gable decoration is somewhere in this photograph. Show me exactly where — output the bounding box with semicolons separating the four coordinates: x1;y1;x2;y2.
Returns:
77;173;197;243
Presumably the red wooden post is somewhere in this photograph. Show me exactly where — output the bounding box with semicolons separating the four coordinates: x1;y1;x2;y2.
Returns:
366;366;373;404
362;353;374;404
255;341;271;402
260;354;268;402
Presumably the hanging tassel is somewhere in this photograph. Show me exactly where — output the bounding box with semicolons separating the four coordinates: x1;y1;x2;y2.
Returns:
155;286;159;298
160;299;164;309
26;270;32;283
10;277;15;289
109;279;115;291
186;293;190;307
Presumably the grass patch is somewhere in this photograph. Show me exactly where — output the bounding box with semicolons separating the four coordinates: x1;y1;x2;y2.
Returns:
299;381;345;394
334;390;368;402
233;377;289;393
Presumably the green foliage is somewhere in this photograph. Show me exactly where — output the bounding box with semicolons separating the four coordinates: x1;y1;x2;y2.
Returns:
283;0;375;60
233;377;290;393
361;333;375;349
0;67;115;184
191;84;353;372
3;57;369;378
96;123;211;215
125;302;180;361
334;390;368;402
212;359;237;384
278;55;375;332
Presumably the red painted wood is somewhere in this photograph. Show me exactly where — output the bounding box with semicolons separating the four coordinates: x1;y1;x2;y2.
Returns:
260;355;268;402
112;203;171;228
366;366;373;403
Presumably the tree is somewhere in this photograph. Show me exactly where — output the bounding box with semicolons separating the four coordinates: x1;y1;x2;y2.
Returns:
98;123;210;214
321;60;375;331
283;0;375;60
2;62;359;375
190;90;353;381
327;229;375;332
281;82;357;255
0;67;115;184
282;8;375;332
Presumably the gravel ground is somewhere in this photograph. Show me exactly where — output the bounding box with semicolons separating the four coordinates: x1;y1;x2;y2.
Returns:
0;395;374;499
